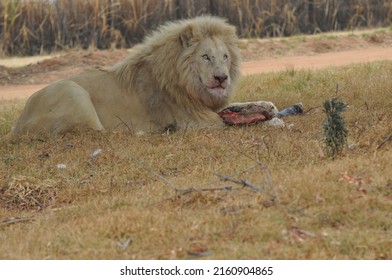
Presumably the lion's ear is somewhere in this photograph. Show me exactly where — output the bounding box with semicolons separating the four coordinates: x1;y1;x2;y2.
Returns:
180;25;194;48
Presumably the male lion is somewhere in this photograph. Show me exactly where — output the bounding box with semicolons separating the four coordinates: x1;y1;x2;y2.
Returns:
12;16;277;136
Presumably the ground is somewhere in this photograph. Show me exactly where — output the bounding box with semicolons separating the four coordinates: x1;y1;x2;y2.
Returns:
1;28;392;99
0;28;391;260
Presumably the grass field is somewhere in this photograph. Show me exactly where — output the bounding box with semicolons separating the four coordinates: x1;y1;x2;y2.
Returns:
1;61;391;259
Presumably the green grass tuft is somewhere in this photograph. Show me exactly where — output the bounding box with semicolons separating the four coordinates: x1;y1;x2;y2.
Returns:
323;97;349;158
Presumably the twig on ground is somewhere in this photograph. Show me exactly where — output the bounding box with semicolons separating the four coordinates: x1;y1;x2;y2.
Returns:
135;160;180;192
221;137;281;203
115;115;133;132
200;186;233;192
376;131;392;150
216;174;265;193
303;106;322;114
147;186;233;208
255;160;280;206
216;159;280;206
1;217;33;226
124;152;280;209
176;186;233;195
124;154;233;195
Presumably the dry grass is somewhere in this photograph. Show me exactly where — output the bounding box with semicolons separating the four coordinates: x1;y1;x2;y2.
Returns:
1;61;392;259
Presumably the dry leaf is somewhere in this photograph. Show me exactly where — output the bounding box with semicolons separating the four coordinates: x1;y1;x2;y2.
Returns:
286;226;316;242
117;237;132;250
91;149;102;157
170;247;185;258
340;171;370;186
187;243;212;257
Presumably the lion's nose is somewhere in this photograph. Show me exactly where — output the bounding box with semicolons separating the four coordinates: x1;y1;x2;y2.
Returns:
214;74;228;83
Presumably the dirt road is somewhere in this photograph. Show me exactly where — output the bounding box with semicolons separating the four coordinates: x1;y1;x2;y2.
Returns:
1;46;391;101
241;46;392;75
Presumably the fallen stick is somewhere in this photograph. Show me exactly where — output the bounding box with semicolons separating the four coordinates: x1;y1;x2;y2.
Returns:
376;131;392;150
216;174;265;193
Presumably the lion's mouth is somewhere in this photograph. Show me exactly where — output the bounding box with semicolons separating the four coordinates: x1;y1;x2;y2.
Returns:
207;85;226;95
211;84;226;90
204;75;230;96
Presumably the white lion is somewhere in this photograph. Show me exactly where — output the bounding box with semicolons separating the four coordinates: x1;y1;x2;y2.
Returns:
12;16;278;136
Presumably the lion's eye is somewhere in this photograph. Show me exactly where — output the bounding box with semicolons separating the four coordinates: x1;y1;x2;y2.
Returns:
202;54;210;61
223;54;228;61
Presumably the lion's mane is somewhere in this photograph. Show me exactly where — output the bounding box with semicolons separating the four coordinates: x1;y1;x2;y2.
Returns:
112;16;241;121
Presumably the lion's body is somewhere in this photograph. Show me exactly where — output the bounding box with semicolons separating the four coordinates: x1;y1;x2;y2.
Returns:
12;16;276;136
13;70;165;134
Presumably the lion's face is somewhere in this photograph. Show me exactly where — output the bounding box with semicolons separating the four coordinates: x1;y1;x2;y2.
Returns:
190;37;233;110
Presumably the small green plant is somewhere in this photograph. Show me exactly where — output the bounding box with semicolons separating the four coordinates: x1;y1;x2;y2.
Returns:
323;97;349;158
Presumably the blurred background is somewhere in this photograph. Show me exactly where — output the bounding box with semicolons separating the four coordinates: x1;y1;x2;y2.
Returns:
1;0;391;56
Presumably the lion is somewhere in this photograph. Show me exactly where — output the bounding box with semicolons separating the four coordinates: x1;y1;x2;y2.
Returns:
11;16;278;136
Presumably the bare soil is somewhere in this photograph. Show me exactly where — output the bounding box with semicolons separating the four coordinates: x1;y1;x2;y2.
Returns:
1;30;391;100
